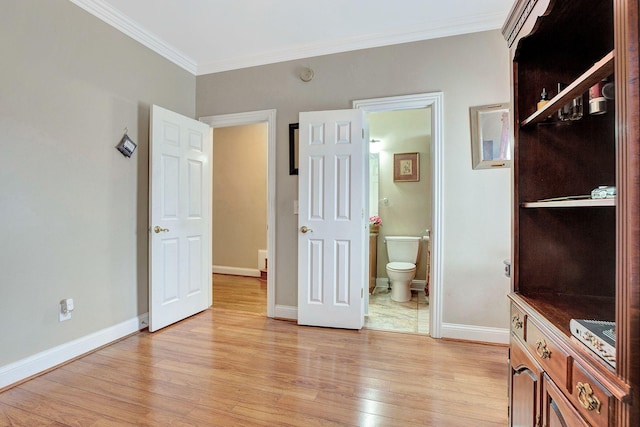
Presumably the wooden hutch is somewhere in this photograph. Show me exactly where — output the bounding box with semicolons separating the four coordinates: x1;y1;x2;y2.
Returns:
502;0;639;426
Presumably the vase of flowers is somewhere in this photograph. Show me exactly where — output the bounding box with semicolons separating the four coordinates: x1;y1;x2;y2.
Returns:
369;215;382;234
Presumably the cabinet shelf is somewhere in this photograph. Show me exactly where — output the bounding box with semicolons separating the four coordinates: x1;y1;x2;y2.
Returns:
522;198;615;208
521;51;615;127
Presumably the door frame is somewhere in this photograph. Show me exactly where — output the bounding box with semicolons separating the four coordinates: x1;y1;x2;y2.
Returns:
199;109;276;318
353;92;443;338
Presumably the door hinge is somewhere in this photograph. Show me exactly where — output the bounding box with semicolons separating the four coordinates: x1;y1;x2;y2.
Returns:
362;128;364;139
361;288;364;298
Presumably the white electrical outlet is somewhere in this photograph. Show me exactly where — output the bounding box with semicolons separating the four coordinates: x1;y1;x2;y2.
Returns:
59;298;73;322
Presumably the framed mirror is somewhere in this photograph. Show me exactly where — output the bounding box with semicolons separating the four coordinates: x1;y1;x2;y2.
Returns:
469;103;511;169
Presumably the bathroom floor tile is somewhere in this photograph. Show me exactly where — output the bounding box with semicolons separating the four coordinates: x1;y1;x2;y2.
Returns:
366;289;429;334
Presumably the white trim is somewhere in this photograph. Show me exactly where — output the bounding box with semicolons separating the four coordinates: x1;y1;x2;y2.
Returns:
0;313;148;390
354;92;444;338
69;0;504;76
199;110;277;318
274;305;297;321
197;14;506;74
212;265;260;278
440;323;510;345
69;0;197;74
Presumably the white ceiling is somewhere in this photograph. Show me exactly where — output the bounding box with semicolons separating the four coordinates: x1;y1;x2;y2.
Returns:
70;0;515;76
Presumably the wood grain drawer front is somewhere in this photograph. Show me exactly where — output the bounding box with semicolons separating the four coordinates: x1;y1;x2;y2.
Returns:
543;374;590;427
570;362;612;427
525;321;569;389
510;304;526;341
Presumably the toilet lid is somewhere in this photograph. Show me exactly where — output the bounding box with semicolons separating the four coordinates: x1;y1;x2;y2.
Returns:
387;262;416;272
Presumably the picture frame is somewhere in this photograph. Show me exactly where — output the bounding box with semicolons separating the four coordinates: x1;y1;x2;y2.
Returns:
393;152;419;182
469;102;511;169
289;123;299;175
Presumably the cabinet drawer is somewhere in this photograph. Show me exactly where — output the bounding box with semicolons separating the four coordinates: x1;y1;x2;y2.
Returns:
525;320;570;389
569;362;612;427
543;374;589;427
510;304;526;341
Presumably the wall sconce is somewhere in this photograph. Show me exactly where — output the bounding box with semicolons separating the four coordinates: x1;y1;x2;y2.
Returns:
116;129;137;158
370;138;381;153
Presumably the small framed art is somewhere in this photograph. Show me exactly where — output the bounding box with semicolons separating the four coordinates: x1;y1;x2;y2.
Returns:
393;152;419;182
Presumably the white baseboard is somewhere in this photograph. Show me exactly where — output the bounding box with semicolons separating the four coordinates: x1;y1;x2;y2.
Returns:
372;278;426;293
0;313;148;390
440;322;509;345
274;305;297;321
257;250;267;271
212;265;260;277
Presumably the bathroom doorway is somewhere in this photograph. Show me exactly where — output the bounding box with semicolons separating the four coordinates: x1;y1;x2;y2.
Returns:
365;109;431;334
354;92;443;337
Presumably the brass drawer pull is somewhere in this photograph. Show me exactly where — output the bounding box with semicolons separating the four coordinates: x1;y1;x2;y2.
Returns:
576;382;601;413
511;314;523;330
535;339;551;359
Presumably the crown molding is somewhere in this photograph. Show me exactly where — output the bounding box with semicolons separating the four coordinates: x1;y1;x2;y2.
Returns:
196;12;505;75
69;0;504;77
69;0;197;75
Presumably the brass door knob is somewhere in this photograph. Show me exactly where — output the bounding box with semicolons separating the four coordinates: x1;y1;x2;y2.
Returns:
300;226;313;233
153;226;170;234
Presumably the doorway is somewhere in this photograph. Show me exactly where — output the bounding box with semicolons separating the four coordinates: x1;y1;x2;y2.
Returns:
211;123;268;314
354;92;444;338
365;108;432;334
199;110;277;317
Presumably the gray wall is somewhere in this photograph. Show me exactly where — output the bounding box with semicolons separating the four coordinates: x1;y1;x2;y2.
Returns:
196;30;512;331
0;0;195;366
212;123;268;271
0;2;512;374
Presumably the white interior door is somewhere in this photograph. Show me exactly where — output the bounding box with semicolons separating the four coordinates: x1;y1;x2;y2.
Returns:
297;109;368;329
149;105;212;332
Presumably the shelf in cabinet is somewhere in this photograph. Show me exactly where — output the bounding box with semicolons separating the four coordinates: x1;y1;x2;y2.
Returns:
521;51;615;127
522;198;615;208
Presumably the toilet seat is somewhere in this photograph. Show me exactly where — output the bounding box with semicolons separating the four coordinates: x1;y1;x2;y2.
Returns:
386;262;416;272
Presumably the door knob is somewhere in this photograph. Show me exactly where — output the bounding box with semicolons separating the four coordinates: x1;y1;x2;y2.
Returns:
153;226;170;233
300;226;313;233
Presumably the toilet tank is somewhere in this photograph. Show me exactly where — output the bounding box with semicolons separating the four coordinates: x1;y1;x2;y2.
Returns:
385;236;421;263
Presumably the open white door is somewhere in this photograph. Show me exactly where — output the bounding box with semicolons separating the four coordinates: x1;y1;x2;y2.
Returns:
149;105;212;332
297;109;368;329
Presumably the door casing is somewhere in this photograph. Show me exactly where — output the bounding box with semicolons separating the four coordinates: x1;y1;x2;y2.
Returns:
353;92;443;338
199;110;276;318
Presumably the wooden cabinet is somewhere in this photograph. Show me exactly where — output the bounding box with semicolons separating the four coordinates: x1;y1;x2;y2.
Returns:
369;232;378;294
503;0;640;425
510;341;541;427
543;374;590;427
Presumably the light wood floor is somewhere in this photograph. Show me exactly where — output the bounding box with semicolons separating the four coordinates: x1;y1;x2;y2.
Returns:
212;274;267;314
0;276;508;426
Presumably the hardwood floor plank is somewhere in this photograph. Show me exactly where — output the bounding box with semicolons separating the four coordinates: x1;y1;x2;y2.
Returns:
0;295;508;426
0;401;66;427
0;387;140;426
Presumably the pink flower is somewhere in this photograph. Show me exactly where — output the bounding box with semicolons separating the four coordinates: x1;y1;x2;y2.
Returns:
369;215;382;226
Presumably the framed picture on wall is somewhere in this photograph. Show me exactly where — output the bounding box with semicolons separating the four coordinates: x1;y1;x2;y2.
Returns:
289;123;299;175
393;152;419;182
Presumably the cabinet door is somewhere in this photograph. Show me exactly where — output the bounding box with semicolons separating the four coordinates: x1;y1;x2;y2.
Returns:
510;343;540;427
543;374;589;427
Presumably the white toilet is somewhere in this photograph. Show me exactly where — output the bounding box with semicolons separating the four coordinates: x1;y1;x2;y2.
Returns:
385;236;421;302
